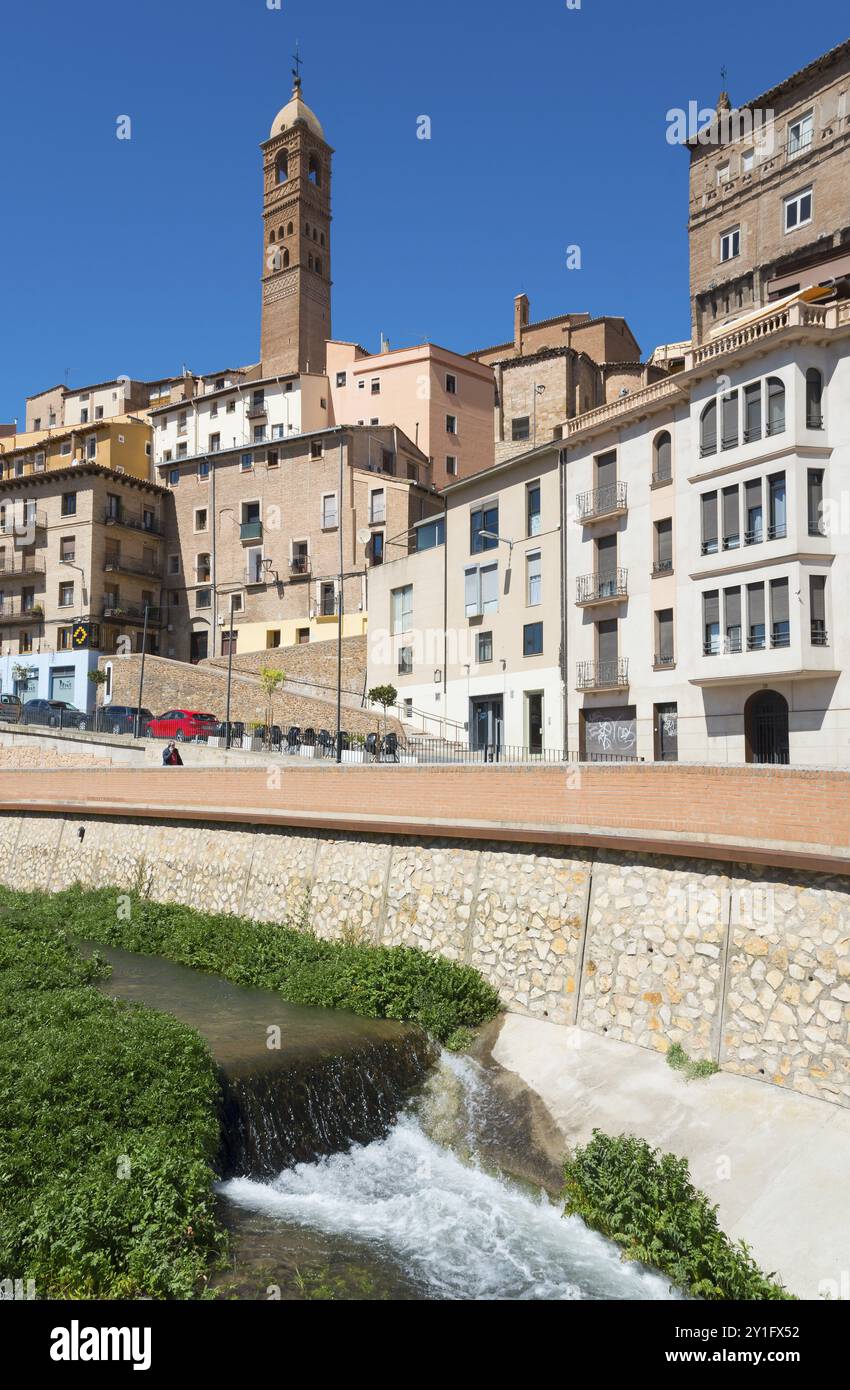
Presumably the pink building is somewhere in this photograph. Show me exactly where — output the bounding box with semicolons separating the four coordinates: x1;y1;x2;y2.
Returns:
326;340;495;488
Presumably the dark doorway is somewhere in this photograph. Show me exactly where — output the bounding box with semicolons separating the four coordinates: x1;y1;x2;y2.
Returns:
654;702;678;762
526;691;544;755
190;631;208;664
744;690;789;765
470;696;503;755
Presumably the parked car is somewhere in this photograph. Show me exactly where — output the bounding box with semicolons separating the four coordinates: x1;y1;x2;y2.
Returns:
0;693;22;723
22;698;89;730
97;705;154;736
144;709;220;741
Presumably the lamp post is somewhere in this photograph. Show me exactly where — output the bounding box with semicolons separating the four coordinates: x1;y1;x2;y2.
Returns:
135;603;149;737
224;591;236;750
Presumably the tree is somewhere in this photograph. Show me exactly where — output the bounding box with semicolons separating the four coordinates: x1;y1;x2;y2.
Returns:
258;667;285;744
88;669;108;706
367;684;397;738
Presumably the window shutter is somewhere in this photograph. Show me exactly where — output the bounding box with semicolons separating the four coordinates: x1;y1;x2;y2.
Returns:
657;518;672;565
657;609;674;659
747;582;765;627
770;577;789;625
596;533;617;575
596;451;617;490
703;590;720;626
701;491;718;544
725;586;741;631
597;618;618;664
722;485;739;539
481;564;499;613
464;567;480;617
810;574;826;624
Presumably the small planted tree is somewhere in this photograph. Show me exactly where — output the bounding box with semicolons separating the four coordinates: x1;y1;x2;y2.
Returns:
259;667;285;744
367;683;397;739
88;669;108;707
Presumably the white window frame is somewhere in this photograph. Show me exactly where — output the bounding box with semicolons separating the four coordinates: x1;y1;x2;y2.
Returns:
446;455;458;476
787;111;813;158
245;545;265;585
391;584;413;635
784;187;813;233
527;550;542;607
720;226;740;261
321;492;338;529
464;562;499;618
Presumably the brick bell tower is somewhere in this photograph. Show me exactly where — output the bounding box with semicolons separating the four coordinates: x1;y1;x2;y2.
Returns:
260;61;333;376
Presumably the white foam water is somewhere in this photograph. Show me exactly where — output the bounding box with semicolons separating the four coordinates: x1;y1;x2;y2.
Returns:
221;1056;676;1302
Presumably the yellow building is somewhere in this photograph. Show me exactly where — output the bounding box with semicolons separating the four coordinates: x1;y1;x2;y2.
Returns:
0;416;153;484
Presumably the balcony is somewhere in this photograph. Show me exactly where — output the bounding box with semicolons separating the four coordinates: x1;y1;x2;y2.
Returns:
576;568;628;606
101;602;161;626
240;520;263;542
0;555;46;577
289;555;311;576
0;599;44;624
575;481;628;524
246;402;267;419
652;558;673;577
103;557;161;579
103;508;163;536
0;509;46;534
576;658;629;692
651;469;672;488
653;652;676;669
811;623;829;647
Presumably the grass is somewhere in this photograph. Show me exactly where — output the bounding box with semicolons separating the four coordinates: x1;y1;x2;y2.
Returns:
666;1041;721;1080
1;884;502;1045
563;1130;794;1301
0;902;227;1299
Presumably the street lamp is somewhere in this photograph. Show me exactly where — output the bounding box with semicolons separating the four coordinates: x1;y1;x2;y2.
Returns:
478;530;515;559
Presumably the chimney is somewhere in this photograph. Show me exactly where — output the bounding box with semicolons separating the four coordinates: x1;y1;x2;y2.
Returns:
514;294;530;353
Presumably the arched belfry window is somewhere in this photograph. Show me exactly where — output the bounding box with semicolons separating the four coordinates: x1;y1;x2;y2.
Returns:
282;249;290;269
268;229;276;244
308;154;321;186
287;221;294;236
276;150;289;183
277;225;284;241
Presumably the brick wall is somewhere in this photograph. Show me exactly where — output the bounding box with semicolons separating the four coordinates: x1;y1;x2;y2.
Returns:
204;633;367;694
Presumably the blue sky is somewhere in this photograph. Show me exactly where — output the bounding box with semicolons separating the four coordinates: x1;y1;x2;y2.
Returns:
1;1;846;421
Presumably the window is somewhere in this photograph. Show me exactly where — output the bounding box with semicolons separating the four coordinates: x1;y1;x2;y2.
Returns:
784;187;812;232
476;630;493;663
722;485;740;550
61;492;77;516
741;148;754;174
653;431;672;482
745;478;763;545
58;627;73;651
805;368;823;429
700;491;718;555
60;441;71;456
810;574;827;645
527;551;541;606
226;400;236;413
391;584;413;635
446;373;457;395
523;621;543;656
246;547;264;585
209;433;220;452
168;554;180;576
511;416;530;442
33;418;41;430
446;456;458;477
240;453;253;471
770;577;790;647
703;590;720;655
196;588;212;609
336;372;347;387
470;502;498;554
415;517;445;552
766;377;785;435
369;489;386;524
653;518;673;574
196;464;209;486
720;226;740;261
656;609;675;666
276;150;288;183
446;414;457;435
721;390;739;450
194;508;208;532
743;381;761;442
371;378;381;395
768;472;786;539
787;111;813;157
398;646;413;676
371;532;384;566
747;582;766;650
321;493;338;529
716;161;730;185
168;467;180;486
700;399;717;457
320;581;336;617
807;469;825;536
60;536;75;563
724;587;742;653
526;481;541;536
311;439;324;459
464;563;498;617
196;553;211;582
34;451;45;471
80;408;89;424
58;580;74;607
176;442;187;458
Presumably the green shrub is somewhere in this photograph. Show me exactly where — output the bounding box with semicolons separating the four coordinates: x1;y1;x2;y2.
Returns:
0;906;227;1299
443;1026;476;1053
563;1130;793;1300
0;885;502;1045
666;1041;720;1080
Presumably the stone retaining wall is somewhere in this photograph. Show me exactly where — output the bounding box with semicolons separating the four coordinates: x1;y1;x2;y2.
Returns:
1;810;848;1107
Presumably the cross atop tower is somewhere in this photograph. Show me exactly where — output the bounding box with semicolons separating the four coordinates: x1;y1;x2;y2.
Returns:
292;41;303;93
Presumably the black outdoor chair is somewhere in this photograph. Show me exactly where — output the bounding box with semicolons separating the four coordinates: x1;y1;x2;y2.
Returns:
383;732;399;762
364;732;379;759
337;730;351;752
269;724;283;749
316;729;333;755
303;727;316;746
286;726;301;752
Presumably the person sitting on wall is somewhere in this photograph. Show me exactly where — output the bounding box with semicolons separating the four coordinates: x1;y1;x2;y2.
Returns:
162;741;183;766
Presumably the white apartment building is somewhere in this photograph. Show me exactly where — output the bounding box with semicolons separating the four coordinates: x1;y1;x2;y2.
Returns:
368;448;564;752
150;373;330;467
368;294;850;766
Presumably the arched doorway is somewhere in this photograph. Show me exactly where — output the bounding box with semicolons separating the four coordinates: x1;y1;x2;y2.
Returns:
744;690;789;765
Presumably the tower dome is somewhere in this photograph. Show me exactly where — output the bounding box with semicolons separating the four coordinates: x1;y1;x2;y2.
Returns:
269;78;325;141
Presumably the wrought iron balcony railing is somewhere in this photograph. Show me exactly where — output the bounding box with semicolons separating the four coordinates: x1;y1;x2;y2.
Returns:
576;568;628;605
576;657;629;690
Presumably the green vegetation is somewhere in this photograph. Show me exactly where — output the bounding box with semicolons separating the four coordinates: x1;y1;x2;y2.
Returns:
0;884;501;1045
0;900;227;1299
563;1130;793;1301
666;1041;720;1080
443;1026;477;1053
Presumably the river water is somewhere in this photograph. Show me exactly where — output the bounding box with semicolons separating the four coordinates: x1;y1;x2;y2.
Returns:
90;943;676;1302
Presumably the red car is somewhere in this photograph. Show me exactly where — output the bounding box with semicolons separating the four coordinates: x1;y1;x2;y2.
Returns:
145;709;220;741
